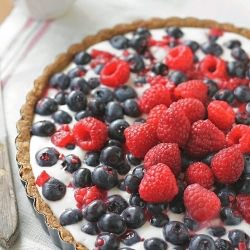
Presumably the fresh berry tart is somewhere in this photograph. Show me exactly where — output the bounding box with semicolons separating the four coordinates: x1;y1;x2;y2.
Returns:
16;18;250;250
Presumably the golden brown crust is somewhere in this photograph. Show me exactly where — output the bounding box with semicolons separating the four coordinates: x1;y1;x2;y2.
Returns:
16;17;250;250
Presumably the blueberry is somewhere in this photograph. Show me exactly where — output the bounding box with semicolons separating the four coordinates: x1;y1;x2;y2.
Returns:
247;102;250;114
224;39;241;49
35;97;58;115
127;154;141;166
220;207;242;225
227;61;246;78
134;27;151;38
94;64;104;75
121;230;141;246
169;194;185;214
84;151;100;167
54;91;68;105
72;168;92;187
93;87;114;103
152;62;168;76
118;179;126;191
114;86;137;102
169;70;187;84
228;229;249;248
100;146;123;168
42;178;66;201
67;90;87;111
166;27;183;39
52;110;72;124
183;217;199;231
163;221;190;246
207;226;226;237
204;79;219;97
88;99;105;117
50;72;70;89
106;195;128;214
150;213;169;227
67;66;86;78
129;34;148;54
105;101;123;123
59;208;83;226
202;153;215;165
121;206;146;229
129;193;146;208
231;47;249;62
105;139;123;148
81;222;99;235
214;239;234;250
236;111;250;125
98;213;126;235
88;77;100;89
133;118;146;124
91;165;118;190
189;234;215;250
144;237;168;250
147;202;167;215
75;110;93;121
74;51;91;65
62;154;81;173
31;120;55;137
70;77;90;94
123;99;141;117
244;154;250;176
35;147;59;166
238;176;250;194
66;144;76;150
181;153;194;171
117;162;131;175
83;200;106;222
214;89;235;103
134;76;147;86
184;40;200;52
124;174;141;193
110;35;129;49
201;42;223;56
108;119;129;142
234;86;250;102
95;233;120;250
126;54;145;73
217;186;236;207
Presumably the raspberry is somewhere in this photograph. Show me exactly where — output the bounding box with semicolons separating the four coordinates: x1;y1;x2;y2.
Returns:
174;80;208;103
100;59;130;87
36;171;50;187
211;146;244;184
183;184;221;222
226;125;250;153
209;28;224;38
144;143;181;175
90;49;114;68
236;194;250;223
199;55;227;80
138;84;171;113
169;98;206;124
147;104;167;127
186;120;226;157
157;108;191;147
147;75;167;86
185;162;214;188
166;45;193;71
208;100;235;131
124;123;158;158
51;125;75;147
73;117;107;151
74;186;107;208
139;163;178;203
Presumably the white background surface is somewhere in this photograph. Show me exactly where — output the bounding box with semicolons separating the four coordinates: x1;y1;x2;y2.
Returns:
0;0;250;249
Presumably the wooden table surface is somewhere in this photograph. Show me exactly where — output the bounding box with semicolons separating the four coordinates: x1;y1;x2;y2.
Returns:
0;0;13;23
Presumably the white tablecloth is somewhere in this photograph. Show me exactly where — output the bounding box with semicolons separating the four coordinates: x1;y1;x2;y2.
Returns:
0;0;250;249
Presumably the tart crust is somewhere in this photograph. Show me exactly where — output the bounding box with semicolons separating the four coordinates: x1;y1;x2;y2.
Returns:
16;17;250;250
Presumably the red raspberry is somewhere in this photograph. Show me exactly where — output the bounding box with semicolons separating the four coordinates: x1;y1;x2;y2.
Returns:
90;49;114;68
73;117;107;151
36;171;50;187
169;98;206;124
184;184;221;222
186;120;226;157
147;75;167;86
147;104;167;127
208;100;235;131
51;125;75;147
139;163;178;203
144;143;181;175
226;125;250;153
166;45;193;71
124;123;158;158
199;55;227;80
185;162;214;188
174;80;208;103
74;186;107;208
209;28;224;37
157;108;191;147
211;146;244;184
219;78;250;90
236;194;250;223
100;59;130;87
138;84;171;113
